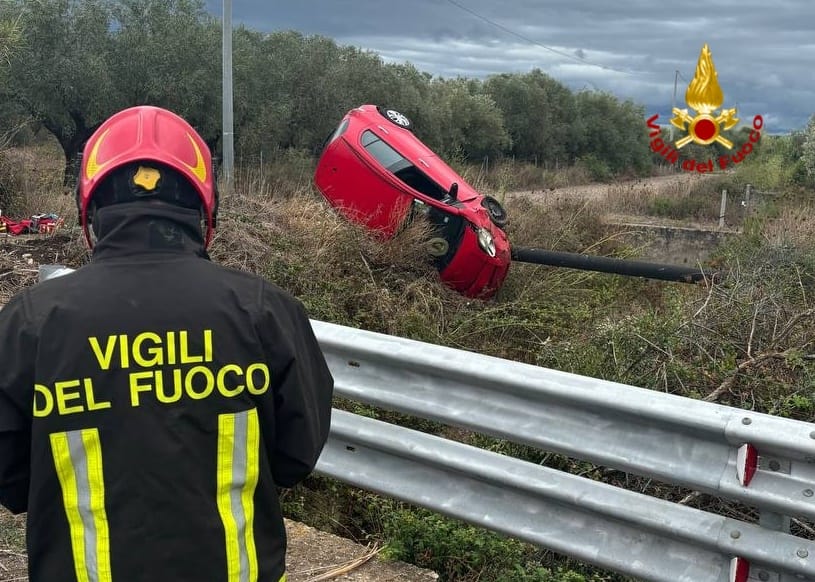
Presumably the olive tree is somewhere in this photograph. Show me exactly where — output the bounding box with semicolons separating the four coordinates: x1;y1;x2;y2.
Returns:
0;4;23;148
5;0;115;180
5;0;219;182
109;0;221;146
484;69;577;165
428;78;510;160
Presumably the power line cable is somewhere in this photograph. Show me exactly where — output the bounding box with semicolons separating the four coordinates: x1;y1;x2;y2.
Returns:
444;0;637;76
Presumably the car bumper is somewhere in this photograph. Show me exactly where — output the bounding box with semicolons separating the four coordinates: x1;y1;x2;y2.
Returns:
440;240;511;299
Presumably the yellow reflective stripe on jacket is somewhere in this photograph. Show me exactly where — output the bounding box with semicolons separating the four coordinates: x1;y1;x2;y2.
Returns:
217;408;261;582
50;429;112;582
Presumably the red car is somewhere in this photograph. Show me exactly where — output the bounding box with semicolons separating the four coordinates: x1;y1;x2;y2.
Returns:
313;105;511;298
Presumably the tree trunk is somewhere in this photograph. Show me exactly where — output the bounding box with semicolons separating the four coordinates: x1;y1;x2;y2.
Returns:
56;124;100;188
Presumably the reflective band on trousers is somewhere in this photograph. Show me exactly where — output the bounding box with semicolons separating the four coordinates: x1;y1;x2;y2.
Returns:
50;429;112;582
217;408;261;582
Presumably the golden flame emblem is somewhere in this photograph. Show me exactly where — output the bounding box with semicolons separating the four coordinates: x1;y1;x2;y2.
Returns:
670;44;738;149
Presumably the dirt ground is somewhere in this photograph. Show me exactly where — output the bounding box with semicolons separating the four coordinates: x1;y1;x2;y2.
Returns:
504;172;713;205
0;508;437;581
285;520;438;581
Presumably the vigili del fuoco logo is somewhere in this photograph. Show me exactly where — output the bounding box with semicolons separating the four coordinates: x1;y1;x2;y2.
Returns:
647;44;763;173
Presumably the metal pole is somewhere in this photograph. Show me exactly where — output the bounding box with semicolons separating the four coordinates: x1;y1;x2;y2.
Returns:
222;0;234;192
744;183;752;214
670;70;679;142
510;247;720;284
719;189;727;228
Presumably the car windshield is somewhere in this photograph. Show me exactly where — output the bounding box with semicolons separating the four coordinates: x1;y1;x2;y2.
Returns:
361;130;448;201
328;118;350;144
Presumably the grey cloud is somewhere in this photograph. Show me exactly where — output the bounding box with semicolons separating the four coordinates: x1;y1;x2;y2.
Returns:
208;0;815;131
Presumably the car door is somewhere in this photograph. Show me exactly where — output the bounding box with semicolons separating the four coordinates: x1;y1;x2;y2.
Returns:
315;128;414;238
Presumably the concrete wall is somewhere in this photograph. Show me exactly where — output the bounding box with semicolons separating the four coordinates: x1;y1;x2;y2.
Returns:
614;223;739;265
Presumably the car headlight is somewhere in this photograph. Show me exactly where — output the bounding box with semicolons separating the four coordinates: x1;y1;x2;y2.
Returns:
476;228;496;257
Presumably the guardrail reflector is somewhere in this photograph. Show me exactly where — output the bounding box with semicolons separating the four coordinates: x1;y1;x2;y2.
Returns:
736;444;758;487
729;557;749;582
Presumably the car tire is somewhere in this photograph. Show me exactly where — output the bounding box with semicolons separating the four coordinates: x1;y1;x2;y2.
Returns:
482;196;508;229
379;107;413;130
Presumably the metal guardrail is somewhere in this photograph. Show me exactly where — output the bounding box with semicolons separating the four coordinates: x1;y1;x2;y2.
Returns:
314;321;815;582
314;320;815;522
32;267;815;582
320;410;815;582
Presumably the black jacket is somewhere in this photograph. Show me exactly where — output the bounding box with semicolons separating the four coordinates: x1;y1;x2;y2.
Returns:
0;203;334;582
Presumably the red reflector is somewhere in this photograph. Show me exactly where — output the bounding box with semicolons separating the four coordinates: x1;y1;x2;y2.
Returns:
730;557;749;582
736;444;758;486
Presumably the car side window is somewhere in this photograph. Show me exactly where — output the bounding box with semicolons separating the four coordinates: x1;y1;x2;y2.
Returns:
361;130;448;201
361;130;410;172
393;166;448;200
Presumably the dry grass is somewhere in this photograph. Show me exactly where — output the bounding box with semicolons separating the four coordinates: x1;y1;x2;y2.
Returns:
503;194;615;253
599;174;727;220
231;149;317;200
453;158;597;195
761;200;815;249
0;140;88;306
209;177;466;340
0;142;73;218
0;508;26;581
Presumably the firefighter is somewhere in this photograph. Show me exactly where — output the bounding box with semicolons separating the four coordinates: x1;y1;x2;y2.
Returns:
0;106;334;582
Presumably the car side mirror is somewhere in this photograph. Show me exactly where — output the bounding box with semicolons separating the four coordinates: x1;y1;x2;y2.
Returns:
448;182;458;200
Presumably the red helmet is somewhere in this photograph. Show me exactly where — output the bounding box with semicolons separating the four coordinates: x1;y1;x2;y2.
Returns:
78;106;217;248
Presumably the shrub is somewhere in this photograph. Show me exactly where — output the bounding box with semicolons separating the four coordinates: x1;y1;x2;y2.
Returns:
577;153;612;182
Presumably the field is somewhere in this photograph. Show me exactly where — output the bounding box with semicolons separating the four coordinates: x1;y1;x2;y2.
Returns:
1;142;814;581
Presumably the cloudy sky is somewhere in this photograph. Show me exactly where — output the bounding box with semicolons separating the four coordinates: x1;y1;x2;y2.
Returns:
205;0;815;133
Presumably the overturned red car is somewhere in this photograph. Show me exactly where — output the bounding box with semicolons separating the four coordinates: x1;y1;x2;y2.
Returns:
313;105;511;298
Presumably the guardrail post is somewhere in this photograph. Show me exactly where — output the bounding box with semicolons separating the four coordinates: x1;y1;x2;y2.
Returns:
757;456;792;534
759;510;791;533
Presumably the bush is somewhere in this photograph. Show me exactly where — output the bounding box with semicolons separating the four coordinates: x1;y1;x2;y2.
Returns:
374;502;614;582
577;153;612;182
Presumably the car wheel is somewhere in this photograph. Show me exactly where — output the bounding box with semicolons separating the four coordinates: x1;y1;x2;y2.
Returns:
425;237;450;257
379;107;413;130
482;196;508;229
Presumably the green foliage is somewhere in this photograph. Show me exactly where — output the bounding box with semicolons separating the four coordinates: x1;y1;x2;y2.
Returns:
577;153;611;182
574;92;652;176
802;113;815;186
428;79;511;159
109;0;221;140
734;130;809;191
484;70;578;165
0;4;24;156
2;0;115;174
0;5;22;86
3;0;219;180
378;505;609;582
381;506;527;580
